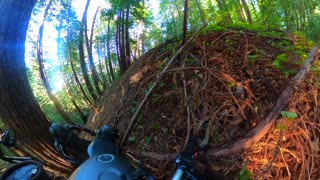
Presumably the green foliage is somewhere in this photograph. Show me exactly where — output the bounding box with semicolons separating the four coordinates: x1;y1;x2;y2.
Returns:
153;124;161;130
25;0;320;136
306;14;320;44
272;53;288;69
129;136;136;143
138;113;143;122
201;24;228;35
276;124;288;131
132;1;153;26
248;54;258;64
281;111;297;121
184;58;198;65
152;93;160;102
228;82;235;88
131;101;138;113
213;129;220;144
239;169;253;180
276;110;297;131
271;53;297;78
225;37;233;46
144;136;151;144
172;84;177;91
145;82;155;95
238;161;253;180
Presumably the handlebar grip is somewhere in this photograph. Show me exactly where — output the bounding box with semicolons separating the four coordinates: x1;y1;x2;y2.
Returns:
172;169;184;180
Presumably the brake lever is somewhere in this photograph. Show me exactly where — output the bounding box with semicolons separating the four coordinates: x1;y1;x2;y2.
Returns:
54;142;79;165
67;124;96;136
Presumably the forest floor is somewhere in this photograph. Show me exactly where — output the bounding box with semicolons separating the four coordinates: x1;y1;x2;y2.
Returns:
87;26;320;179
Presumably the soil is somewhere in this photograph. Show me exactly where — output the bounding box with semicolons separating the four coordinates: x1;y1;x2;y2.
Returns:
87;28;320;179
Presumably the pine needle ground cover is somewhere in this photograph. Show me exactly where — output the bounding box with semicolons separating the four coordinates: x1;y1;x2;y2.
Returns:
88;27;320;179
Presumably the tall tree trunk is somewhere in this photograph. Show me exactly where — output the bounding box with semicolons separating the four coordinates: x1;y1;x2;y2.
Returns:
195;0;207;25
206;0;215;21
217;0;233;24
84;3;103;95
66;0;93;106
120;10;126;71
141;30;145;55
169;5;178;36
106;20;115;81
115;11;122;72
234;0;246;22
59;0;91;119
37;0;73;123
173;1;183;23
241;0;253;24
116;9;127;74
92;8;108;88
283;6;291;30
249;0;258;18
103;55;112;84
124;5;131;69
182;0;189;45
69;53;93;106
79;0;98;100
97;42;108;87
116;3;129;75
0;0;74;176
64;77;87;123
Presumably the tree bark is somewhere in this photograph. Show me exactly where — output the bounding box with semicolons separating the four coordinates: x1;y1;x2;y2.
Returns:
182;0;189;45
96;39;108;87
217;0;232;24
0;0;74;176
37;0;73;123
141;30;145;55
106;20;115;81
120;9;127;72
65;0;93;106
84;3;103;95
235;0;246;22
241;0;253;24
124;5;131;70
195;0;207;25
169;5;178;36
104;55;113;84
116;9;127;74
69;55;93;106
79;0;98;101
64;77;87;123
248;0;258;18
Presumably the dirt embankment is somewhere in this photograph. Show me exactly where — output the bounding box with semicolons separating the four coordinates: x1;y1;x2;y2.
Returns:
88;28;320;179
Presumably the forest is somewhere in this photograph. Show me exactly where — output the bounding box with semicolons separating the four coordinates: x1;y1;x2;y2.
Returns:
0;0;319;179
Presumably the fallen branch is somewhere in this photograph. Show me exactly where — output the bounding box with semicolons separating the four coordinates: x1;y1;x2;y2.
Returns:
125;47;318;160
181;55;192;149
120;24;208;148
126;150;177;160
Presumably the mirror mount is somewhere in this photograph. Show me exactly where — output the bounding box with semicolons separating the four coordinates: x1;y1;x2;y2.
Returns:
1;130;17;147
